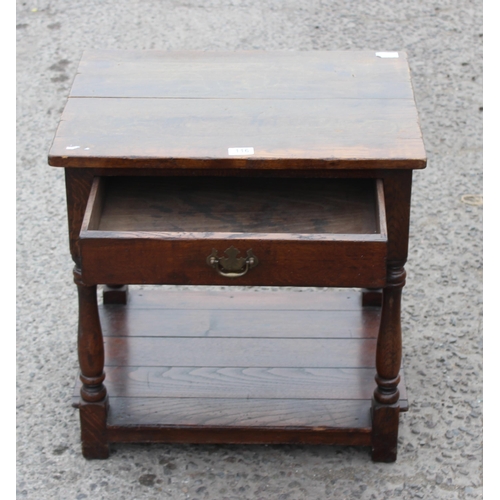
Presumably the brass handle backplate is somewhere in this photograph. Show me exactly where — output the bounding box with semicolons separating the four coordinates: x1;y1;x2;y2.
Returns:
206;246;259;278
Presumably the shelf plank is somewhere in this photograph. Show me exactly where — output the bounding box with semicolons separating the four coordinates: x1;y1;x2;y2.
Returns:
121;288;363;311
107;397;372;429
102;366;407;401
100;307;381;339
104;337;376;368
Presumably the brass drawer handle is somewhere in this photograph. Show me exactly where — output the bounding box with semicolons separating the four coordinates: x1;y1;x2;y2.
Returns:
206;246;259;278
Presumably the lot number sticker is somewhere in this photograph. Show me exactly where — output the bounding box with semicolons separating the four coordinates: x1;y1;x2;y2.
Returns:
228;147;254;156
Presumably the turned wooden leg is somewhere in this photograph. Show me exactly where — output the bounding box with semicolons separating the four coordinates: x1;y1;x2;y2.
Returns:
103;285;128;304
74;267;109;459
371;264;405;462
362;288;383;307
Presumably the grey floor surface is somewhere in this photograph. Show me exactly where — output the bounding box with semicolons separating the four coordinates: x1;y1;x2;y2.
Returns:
16;1;483;499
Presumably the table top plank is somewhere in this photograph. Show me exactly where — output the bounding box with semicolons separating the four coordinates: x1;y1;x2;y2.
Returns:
49;50;426;170
49;97;425;169
70;49;414;100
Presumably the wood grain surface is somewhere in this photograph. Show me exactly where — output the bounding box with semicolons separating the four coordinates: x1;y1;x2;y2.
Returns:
72;288;408;447
101;289;408;437
100;307;381;339
101;366;408;401
96;177;380;234
96;289;407;405
104;337;377;368
79;176;388;287
107;397;373;430
56;50;423;453
120;288;363;311
71;50;414;99
80;237;387;287
49;97;425;169
48;50;426;170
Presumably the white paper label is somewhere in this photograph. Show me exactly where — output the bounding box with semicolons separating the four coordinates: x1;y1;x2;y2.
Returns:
228;147;254;156
375;52;399;58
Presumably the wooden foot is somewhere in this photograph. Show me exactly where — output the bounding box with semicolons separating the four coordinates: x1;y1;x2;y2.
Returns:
371;398;400;462
103;285;129;304
362;288;382;307
79;398;109;459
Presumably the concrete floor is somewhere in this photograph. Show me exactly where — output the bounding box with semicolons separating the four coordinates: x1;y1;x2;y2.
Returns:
16;1;482;498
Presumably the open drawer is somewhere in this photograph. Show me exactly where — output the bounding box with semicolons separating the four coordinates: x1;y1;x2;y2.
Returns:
79;176;388;287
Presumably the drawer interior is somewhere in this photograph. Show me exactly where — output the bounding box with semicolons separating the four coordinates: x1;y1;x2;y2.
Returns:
85;176;386;236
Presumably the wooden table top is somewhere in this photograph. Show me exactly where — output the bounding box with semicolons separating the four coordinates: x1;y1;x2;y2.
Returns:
48;50;426;170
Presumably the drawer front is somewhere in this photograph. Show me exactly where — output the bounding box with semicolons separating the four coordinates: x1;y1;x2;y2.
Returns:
79;176;388;287
80;237;387;287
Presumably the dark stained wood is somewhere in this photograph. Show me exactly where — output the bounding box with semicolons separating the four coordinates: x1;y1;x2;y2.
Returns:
70;378;410;412
83;175;105;231
100;307;381;339
371;265;406;461
122;288;363;311
96;177;381;234
366;171;412;462
49;97;426;170
107;397;373;430
104;337;376;368
79;237;387;287
79;176;388;287
374;266;405;405
79;398;109;459
51;50;425;461
64;169;95;263
362;289;383;307
71;288;409;412
71;50;414;100
383;171;413;262
108;424;372;447
101;366;408;402
88;167;410;179
375;178;388;236
102;285;128;304
371;400;400;462
74;268;106;403
106;366;379;399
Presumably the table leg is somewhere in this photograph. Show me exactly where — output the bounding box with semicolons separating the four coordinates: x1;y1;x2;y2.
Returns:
362;288;383;307
103;285;128;304
74;267;109;459
371;264;405;462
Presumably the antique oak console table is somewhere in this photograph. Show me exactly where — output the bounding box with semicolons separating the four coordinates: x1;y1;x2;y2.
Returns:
48;50;426;462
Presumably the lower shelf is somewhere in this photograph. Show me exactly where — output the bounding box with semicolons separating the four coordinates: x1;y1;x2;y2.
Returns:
74;288;408;446
106;397;373;446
